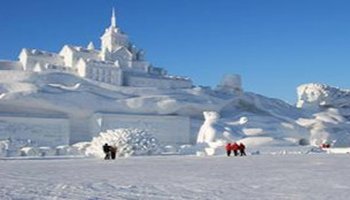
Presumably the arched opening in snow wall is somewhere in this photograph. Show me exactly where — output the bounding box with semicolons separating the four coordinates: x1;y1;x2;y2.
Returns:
298;138;309;146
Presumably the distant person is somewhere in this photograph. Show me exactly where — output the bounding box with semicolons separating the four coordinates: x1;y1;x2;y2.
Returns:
321;143;331;148
232;142;239;156
110;145;117;160
225;143;232;157
103;143;111;160
239;143;246;156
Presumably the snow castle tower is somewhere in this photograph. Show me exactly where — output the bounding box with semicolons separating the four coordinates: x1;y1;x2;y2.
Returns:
7;7;192;89
100;8;129;61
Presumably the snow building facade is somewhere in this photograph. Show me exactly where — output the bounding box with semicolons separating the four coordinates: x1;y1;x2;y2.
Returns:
0;9;195;148
14;9;192;89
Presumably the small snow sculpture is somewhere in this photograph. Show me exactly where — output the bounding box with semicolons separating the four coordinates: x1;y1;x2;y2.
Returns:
0;140;10;157
239;116;248;125
296;84;327;110
196;111;233;156
85;128;160;158
20;147;39;156
296;83;350;110
197;111;221;143
0;138;35;157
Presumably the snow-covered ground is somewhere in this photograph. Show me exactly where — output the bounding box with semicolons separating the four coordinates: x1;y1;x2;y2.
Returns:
1;154;350;200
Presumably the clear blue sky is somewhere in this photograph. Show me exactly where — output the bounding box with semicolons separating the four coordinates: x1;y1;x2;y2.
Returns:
1;0;350;104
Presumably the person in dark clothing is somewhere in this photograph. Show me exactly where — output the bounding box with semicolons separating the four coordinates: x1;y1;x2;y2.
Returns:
225;143;232;157
103;143;111;160
110;146;117;160
232;142;239;156
239;143;246;156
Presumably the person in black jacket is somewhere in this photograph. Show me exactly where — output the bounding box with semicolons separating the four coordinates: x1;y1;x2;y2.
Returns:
239;143;246;156
103;143;111;160
110;146;117;160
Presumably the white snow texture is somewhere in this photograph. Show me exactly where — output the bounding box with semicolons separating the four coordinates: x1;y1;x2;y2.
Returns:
0;70;350;152
85;128;160;158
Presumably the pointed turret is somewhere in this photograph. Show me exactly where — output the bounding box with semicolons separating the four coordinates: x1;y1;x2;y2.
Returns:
111;8;116;27
87;42;95;50
100;7;129;59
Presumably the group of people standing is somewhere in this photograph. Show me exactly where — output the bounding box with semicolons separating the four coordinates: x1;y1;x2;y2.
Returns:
103;143;118;160
225;142;246;157
103;142;245;159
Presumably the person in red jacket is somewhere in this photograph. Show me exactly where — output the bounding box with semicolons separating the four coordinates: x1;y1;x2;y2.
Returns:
239;143;246;156
225;143;232;157
232;142;239;156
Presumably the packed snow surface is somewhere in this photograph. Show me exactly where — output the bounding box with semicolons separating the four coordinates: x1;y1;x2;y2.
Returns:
0;154;350;200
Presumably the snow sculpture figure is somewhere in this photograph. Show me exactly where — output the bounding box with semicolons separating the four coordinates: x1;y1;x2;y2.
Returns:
296;84;328;110
0;140;10;157
196;111;233;156
297;83;350;111
197;111;221;143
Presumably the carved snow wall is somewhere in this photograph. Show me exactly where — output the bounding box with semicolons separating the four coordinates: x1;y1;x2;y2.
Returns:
91;113;191;145
124;74;192;89
0;116;70;147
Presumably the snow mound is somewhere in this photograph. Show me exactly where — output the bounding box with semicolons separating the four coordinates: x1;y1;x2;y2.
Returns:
0;71;234;117
297;108;350;147
296;84;350;147
297;83;350;112
85;129;160;158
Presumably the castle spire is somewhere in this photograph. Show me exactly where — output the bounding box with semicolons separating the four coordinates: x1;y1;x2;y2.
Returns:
111;7;116;27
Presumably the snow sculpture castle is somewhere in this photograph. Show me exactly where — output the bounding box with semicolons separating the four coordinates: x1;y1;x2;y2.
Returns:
9;9;192;89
